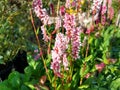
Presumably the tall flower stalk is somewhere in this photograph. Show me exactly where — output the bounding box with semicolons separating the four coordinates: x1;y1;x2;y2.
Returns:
51;33;69;77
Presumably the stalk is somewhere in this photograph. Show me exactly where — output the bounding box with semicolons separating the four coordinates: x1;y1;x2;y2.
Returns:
30;9;52;83
56;0;60;16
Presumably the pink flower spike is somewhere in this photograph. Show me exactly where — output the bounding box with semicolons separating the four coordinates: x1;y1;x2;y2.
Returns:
107;0;112;7
41;25;50;42
71;1;76;7
65;0;71;8
55;17;62;30
60;6;65;16
63;13;76;39
51;60;61;77
63;54;69;70
101;6;107;15
72;27;81;59
51;33;69;77
108;7;114;20
50;3;55;16
101;15;106;25
95;62;105;73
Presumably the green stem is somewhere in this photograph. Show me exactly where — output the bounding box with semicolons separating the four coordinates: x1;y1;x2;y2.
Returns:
85;35;90;58
56;0;60;16
30;9;52;83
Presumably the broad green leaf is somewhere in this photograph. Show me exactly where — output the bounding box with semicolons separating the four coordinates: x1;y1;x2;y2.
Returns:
24;66;33;81
0;84;11;90
21;85;30;90
8;71;21;88
110;78;120;90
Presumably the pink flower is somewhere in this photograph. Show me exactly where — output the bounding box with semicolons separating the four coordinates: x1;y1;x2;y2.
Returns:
91;0;103;20
95;62;105;72
65;0;71;8
63;54;69;70
33;0;53;42
55;17;62;30
101;15;106;25
33;0;52;25
71;27;81;59
107;0;112;8
108;7;114;20
33;0;43;17
91;0;103;13
41;25;50;42
101;6;107;15
54;33;69;55
34;49;39;53
71;1;76;7
86;25;94;34
51;60;61;77
50;3;55;15
60;6;65;16
34;54;40;60
51;33;69;77
63;13;76;39
85;73;91;79
33;0;42;8
34;49;41;60
63;13;81;59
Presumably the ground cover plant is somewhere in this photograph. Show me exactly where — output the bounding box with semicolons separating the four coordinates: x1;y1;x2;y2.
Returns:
0;0;120;90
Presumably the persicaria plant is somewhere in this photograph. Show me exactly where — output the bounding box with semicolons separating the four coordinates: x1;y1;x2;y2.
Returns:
31;0;116;89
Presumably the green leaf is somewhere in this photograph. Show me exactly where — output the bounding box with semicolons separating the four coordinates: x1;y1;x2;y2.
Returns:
24;66;33;81
8;71;21;88
0;55;5;64
21;85;30;90
78;85;89;89
110;78;120;90
36;28;39;35
27;55;39;70
88;36;93;44
0;84;11;90
39;85;49;90
71;72;79;88
24;66;33;75
24;82;36;90
84;55;93;62
56;85;61;90
98;87;107;90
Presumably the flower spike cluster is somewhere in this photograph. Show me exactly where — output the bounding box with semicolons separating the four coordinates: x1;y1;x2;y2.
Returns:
91;0;103;21
32;0;115;78
51;33;69;77
72;27;81;59
33;0;52;41
63;13;76;39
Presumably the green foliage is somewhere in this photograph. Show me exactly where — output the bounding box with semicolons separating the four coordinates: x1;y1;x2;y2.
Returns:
0;0;33;63
110;78;120;90
0;54;48;90
0;0;120;90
